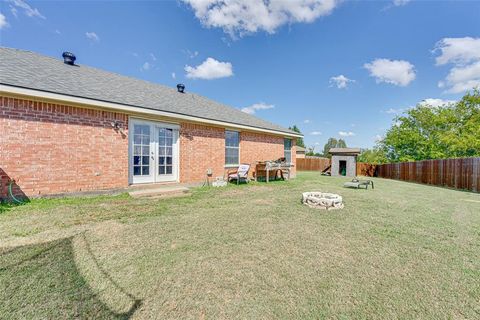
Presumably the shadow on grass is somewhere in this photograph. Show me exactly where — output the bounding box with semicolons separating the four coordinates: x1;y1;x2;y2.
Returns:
0;237;141;319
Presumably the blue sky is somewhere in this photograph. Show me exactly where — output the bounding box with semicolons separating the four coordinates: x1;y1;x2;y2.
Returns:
1;0;479;150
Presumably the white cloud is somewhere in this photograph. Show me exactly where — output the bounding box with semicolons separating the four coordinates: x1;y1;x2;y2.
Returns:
142;62;151;71
241;102;274;114
182;49;199;59
374;134;383;142
393;0;411;6
329;74;355;89
182;0;340;37
383;98;456;115
86;31;100;42
364;58;416;86
419;98;456;108
8;0;45;19
0;13;8;29
171;72;176;79
434;37;480;93
185;57;233;80
434;37;480;66
150;53;157;61
384;107;405;114
310;131;322;135
54;29;61;34
10;6;18;18
303;119;311;124
339;131;355;137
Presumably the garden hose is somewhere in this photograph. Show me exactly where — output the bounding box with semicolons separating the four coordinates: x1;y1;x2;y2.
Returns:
8;180;25;204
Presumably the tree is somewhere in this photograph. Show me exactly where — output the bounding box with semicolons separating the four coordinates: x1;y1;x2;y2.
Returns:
337;139;347;148
305;146;322;157
357;148;387;164
379;89;480;162
288;125;305;148
322;137;348;158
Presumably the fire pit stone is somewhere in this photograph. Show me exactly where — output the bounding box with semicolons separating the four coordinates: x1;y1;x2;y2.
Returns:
302;192;344;210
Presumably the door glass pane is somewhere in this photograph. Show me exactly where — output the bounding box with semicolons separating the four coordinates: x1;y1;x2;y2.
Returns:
157;127;175;176
133;166;141;175
133;124;150;176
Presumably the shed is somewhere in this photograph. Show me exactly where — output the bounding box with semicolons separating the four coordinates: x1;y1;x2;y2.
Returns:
329;148;361;176
296;146;306;159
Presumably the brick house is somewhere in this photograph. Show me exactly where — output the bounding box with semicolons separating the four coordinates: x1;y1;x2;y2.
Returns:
0;48;301;198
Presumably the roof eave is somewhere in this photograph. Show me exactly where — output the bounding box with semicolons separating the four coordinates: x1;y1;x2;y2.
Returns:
1;84;303;138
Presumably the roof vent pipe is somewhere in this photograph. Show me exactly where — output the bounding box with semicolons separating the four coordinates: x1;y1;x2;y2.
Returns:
177;83;185;93
62;52;76;65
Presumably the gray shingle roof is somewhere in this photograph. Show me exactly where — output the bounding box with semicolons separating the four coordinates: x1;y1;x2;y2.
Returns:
0;47;299;136
329;148;361;154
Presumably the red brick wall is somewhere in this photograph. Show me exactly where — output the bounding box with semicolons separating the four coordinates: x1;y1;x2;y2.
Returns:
1;95;297;197
0;96;129;198
179;123;226;183
241;131;296;178
178;128;297;183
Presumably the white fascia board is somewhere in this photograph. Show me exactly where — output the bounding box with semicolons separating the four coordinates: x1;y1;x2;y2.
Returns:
1;84;303;138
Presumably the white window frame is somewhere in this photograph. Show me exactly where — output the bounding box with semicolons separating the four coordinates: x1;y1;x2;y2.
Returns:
128;117;180;184
225;130;240;167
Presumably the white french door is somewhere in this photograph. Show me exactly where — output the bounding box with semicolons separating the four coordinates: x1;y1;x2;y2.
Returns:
129;118;179;184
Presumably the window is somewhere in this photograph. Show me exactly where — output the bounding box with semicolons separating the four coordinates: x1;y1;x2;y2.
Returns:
225;130;240;165
158;128;173;175
284;138;292;164
133;124;151;176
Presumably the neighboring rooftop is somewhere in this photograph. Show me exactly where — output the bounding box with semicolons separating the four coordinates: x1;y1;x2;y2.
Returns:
296;146;306;152
0;47;299;136
329;148;361;154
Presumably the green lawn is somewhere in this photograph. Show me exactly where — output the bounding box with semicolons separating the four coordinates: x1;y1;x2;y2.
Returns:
1;172;479;319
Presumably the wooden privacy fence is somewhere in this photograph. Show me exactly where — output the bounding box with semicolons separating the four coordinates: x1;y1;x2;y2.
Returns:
357;163;377;177
375;158;480;193
296;158;331;172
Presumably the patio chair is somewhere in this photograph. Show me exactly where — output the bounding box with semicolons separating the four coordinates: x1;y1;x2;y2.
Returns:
227;164;250;185
343;177;374;190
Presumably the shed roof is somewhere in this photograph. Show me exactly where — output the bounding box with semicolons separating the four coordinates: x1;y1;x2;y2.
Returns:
329;148;361;154
0;47;299;137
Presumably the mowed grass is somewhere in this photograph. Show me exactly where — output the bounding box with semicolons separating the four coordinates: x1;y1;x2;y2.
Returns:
1;172;479;319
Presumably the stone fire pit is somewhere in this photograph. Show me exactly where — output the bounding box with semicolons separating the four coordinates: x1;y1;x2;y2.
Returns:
302;192;344;210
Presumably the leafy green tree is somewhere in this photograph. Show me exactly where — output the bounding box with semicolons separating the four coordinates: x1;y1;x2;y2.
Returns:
358;148;388;164
305;146;322;157
289;125;305;148
379;89;480;162
322;137;348;158
322;138;337;158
